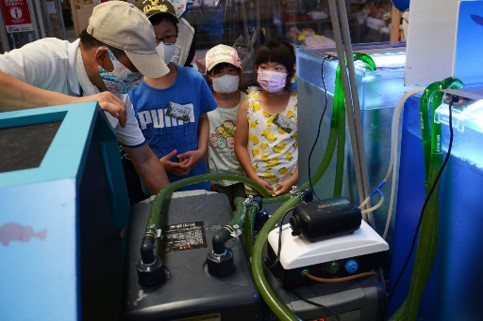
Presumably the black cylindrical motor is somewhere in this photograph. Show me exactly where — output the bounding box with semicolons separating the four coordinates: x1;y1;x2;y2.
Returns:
290;197;362;242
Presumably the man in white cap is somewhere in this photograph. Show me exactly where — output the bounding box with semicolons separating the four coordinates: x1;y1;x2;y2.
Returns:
0;1;170;195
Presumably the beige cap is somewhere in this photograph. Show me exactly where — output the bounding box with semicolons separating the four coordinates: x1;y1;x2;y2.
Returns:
205;44;243;72
87;1;169;78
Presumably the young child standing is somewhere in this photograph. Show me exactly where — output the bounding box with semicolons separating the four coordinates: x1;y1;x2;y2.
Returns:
130;0;217;192
205;44;247;208
234;39;298;197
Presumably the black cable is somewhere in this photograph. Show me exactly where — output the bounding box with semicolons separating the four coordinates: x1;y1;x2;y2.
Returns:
265;210;292;268
307;55;331;201
291;288;341;321
387;98;455;308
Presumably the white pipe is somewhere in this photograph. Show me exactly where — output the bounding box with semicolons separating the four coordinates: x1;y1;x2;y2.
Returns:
383;87;425;240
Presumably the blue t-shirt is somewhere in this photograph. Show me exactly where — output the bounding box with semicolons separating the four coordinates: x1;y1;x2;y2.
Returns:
129;66;217;191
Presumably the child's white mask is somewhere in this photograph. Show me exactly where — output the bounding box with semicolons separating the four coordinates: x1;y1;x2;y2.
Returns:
156;42;177;64
212;74;240;94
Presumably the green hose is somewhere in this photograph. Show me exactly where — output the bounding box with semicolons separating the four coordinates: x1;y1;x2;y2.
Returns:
251;191;308;321
389;77;463;321
262;193;291;205
244;197;260;258
419;81;442;178
334;92;345;197
332;61;346;197
139;174;272;264
302;53;376;197
429;77;463;156
144;173;271;238
419;77;463;179
229;196;248;234
333;53;376;196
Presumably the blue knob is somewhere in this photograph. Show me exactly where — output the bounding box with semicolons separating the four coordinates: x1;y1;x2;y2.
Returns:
344;259;359;274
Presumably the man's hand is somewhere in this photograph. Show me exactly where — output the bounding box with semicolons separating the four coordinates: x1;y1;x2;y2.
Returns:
76;92;127;127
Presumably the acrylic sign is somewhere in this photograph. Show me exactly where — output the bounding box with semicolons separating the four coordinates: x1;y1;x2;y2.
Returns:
0;0;33;33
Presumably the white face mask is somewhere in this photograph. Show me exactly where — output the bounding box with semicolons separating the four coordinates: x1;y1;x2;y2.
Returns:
212;74;240;94
98;47;143;94
257;70;287;93
156;42;177;63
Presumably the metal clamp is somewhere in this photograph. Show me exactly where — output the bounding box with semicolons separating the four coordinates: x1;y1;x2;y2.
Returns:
223;224;242;239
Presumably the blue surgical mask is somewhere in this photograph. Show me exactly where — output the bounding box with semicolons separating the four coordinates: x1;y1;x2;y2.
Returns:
98;47;143;94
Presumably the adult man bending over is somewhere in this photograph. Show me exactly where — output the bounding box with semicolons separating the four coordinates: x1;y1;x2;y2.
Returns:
0;1;170;195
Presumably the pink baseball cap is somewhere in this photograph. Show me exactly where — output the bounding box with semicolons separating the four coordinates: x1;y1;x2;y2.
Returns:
205;44;243;72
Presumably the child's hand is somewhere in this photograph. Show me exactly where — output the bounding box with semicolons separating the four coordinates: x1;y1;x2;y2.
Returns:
252;177;274;196
273;180;294;196
159;149;190;176
176;149;205;175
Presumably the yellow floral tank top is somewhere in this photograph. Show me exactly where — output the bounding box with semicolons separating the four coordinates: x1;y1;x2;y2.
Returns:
246;91;298;194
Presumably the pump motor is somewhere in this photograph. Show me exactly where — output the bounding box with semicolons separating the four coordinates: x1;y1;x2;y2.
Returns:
290;197;362;242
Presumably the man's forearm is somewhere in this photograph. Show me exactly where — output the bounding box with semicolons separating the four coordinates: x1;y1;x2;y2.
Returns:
141;162;170;195
124;144;169;195
0;71;75;111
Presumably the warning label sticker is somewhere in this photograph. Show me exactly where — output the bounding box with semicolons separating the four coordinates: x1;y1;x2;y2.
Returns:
163;221;207;251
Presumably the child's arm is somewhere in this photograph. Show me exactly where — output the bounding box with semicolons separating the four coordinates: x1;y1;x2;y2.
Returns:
234;99;274;193
197;113;210;156
176;113;210;175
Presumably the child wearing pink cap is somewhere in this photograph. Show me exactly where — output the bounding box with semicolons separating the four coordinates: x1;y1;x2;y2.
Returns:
205;44;248;209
